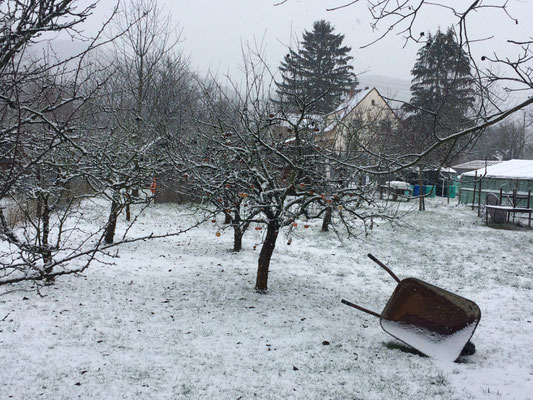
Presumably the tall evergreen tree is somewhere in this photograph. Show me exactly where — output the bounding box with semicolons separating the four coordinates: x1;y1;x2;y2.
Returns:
405;27;475;138
275;20;357;115
403;27;475;210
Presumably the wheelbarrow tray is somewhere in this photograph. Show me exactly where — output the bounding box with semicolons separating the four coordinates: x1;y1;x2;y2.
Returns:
379;277;481;362
342;255;481;362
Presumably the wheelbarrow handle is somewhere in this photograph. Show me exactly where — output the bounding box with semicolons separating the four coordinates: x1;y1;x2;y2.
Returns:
341;299;380;318
341;254;399;319
367;253;400;283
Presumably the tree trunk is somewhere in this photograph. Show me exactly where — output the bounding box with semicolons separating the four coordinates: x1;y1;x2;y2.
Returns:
233;226;243;252
224;212;232;224
40;194;54;283
104;193;120;244
224;199;234;224
255;221;279;291
321;207;332;232
124;191;131;221
232;212;242;252
0;209;18;243
418;167;425;211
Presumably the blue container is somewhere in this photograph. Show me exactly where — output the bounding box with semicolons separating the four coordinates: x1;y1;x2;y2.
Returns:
413;185;436;197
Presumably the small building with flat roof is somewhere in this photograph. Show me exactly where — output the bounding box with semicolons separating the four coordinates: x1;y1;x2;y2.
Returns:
459;159;533;206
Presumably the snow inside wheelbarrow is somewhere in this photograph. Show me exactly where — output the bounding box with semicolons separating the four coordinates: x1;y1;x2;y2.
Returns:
379;277;480;362
342;254;481;362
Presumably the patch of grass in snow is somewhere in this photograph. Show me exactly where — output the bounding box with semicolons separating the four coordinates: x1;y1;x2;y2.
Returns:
384;340;426;357
486;223;531;231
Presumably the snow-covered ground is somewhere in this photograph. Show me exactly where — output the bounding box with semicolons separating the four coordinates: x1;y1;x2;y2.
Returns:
1;198;532;399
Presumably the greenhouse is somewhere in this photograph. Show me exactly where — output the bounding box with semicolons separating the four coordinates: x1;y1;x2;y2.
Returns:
459;159;533;207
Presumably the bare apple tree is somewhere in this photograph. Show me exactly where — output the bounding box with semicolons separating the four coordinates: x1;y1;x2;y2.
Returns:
87;0;189;243
174;52;398;291
0;0;125;286
0;0;196;289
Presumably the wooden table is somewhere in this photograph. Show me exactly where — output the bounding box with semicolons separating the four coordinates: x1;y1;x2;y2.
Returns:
485;205;532;227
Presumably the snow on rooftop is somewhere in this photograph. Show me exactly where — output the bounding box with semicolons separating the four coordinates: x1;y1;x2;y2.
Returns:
277;87;381;133
276;113;323;128
323;87;376;132
452;160;502;171
463;159;533;180
329;86;375;116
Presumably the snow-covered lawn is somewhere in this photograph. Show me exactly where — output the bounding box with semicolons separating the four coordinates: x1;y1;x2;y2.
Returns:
1;198;532;399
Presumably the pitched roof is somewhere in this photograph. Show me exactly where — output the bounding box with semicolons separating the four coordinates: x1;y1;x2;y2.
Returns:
452;160;502;171
324;87;386;132
328;86;375;116
462;159;533;180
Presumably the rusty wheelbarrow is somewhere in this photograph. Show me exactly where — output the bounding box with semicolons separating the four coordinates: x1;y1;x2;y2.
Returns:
342;254;481;362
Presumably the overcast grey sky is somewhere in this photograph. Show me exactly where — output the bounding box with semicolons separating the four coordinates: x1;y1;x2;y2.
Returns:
82;0;532;90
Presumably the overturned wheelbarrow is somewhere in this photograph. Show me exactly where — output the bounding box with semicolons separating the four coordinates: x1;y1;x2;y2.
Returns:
342;254;481;362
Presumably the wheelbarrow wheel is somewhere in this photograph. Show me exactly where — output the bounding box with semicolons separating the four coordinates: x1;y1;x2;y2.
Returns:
460;341;476;357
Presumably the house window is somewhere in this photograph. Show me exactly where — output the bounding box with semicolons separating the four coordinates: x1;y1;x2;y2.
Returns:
371;99;376;106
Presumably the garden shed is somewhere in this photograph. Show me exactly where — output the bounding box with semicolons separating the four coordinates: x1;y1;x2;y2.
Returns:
459;159;533;207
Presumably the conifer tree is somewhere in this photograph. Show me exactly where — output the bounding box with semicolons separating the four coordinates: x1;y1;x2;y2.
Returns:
275;20;357;114
403;27;475;210
405;27;475;137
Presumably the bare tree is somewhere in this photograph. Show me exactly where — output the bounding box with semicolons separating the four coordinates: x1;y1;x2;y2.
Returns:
469;114;531;161
0;0;195;289
175;52;397;291
0;0;124;286
93;0;189;243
